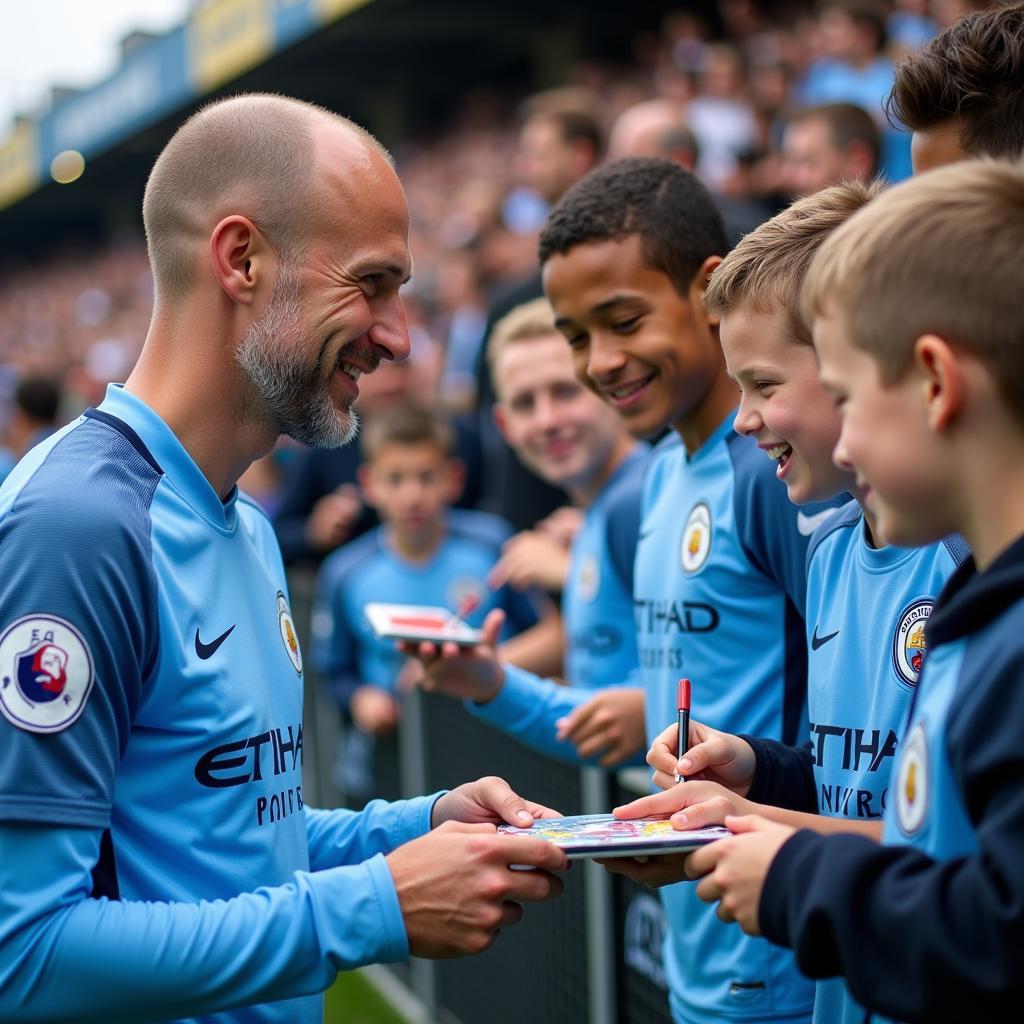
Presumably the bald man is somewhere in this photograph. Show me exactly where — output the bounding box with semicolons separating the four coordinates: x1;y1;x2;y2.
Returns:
0;95;566;1024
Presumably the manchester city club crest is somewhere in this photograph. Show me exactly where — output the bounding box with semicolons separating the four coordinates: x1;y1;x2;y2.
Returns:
892;599;933;688
895;721;929;836
0;615;94;733
276;592;303;675
680;501;712;574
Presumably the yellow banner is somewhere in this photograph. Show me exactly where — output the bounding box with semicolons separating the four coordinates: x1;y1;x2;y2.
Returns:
189;0;274;92
314;0;374;24
0;122;39;211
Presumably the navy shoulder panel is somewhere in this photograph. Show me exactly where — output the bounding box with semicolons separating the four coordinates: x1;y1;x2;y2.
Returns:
806;498;861;566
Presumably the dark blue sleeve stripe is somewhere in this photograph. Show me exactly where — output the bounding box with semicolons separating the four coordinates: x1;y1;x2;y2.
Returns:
782;595;809;747
941;533;971;567
84;409;164;476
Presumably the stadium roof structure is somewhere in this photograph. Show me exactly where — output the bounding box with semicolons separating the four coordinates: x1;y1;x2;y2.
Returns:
0;0;703;255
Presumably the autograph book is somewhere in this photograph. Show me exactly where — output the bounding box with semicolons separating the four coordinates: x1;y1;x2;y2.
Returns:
497;814;729;860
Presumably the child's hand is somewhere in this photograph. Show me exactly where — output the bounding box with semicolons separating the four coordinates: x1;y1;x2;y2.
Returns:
597;853;691;888
612;780;757;830
685;815;796;936
399;608;505;703
554;687;646;766
351;685;399;735
647;719;757;795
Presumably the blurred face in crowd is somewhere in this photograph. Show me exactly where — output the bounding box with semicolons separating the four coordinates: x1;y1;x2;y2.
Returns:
237;130;412;448
724;304;852;505
544;233;724;441
782;116;871;198
493;332;630;500
516;115;590;206
360;441;461;546
818;7;880;62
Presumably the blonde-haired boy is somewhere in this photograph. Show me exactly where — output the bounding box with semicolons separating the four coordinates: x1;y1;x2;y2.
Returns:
609;180;967;1024
675;160;1024;1020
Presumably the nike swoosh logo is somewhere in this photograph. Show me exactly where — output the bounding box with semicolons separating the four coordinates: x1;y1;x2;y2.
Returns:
195;625;236;660
797;509;835;536
811;626;839;651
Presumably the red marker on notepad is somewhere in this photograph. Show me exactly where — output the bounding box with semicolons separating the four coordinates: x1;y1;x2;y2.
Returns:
674;678;691;784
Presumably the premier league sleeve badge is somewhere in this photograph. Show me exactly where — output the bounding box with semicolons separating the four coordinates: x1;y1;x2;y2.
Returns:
0;615;95;733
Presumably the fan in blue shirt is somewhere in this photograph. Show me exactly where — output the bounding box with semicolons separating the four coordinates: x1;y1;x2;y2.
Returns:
416;297;650;768
617;181;965;1024
677;157;1024;1024
0;95;569;1024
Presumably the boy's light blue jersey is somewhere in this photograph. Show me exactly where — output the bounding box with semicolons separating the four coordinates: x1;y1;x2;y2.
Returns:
464;446;648;764
0;385;439;1024
562;444;647;689
312;509;543;706
637;419;842;1024
804;501;966;1024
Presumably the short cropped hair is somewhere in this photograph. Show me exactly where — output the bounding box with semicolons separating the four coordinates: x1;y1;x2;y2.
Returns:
786;103;882;178
486;298;559;378
887;2;1024;159
359;404;454;461
538;158;727;296
143;93;389;299
705;180;879;344
802;160;1024;426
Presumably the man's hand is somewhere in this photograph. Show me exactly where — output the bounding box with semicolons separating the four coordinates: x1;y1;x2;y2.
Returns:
685;815;796;935
350;685;399;735
305;483;362;553
647;718;756;794
554;687;646;767
612;779;756;830
431;775;562;829
488;531;571;593
387;821;568;957
401;609;505;704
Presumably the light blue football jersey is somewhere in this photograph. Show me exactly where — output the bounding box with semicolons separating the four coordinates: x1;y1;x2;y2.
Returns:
562;445;648;689
312;509;543;705
0;385;438;1024
636;418;842;1024
465;446;648;764
804;501;966;1024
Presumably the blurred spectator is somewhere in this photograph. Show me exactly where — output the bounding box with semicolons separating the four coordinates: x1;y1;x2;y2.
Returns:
473;90;605;533
781;102;881;197
888;0;938;54
687;43;759;189
803;0;913;180
0;375;63;485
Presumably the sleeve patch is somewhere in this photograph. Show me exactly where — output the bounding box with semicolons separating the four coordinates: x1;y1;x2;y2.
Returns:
0;616;95;734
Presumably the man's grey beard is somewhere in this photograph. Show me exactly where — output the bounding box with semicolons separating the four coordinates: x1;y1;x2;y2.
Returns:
235;264;359;449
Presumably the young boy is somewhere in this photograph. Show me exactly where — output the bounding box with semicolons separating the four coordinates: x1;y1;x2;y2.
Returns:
888;1;1024;173
312;405;553;798
664;160;1024;1020
609;181;967;1024
418;297;651;766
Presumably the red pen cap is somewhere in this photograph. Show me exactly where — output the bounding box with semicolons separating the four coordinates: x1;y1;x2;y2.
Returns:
677;678;691;712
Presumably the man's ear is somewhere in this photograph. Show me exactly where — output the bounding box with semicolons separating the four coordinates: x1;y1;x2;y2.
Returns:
914;334;965;432
690;255;723;327
209;215;272;306
492;403;510;443
356;463;377;507
444;457;467;504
